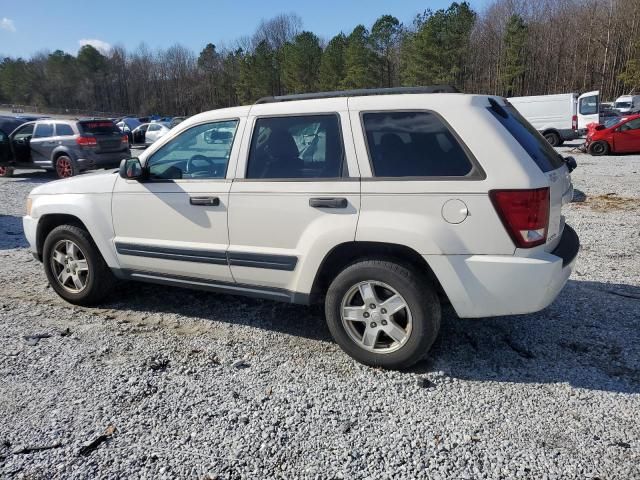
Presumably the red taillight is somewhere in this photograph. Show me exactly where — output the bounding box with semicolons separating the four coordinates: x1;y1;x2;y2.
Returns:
572;115;578;130
490;188;550;248
76;136;97;147
122;135;129;145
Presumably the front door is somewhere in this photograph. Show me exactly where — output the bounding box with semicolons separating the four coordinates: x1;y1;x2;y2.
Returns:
612;117;640;153
112;118;244;283
30;122;57;167
228;108;361;293
10;123;35;164
577;90;599;130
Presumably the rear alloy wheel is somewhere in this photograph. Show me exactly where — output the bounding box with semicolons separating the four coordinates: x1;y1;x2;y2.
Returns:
0;166;14;177
589;140;610;156
325;259;441;369
544;132;562;147
55;155;76;179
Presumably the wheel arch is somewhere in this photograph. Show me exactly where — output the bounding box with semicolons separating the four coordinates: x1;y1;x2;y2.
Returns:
309;241;447;304
36;214;89;259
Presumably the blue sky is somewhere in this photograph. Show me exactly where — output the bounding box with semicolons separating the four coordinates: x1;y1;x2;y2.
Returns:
1;0;488;58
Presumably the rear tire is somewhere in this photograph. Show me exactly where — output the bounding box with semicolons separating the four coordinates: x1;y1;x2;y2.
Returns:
325;259;441;369
55;155;77;179
589;140;610;156
0;166;14;177
43;225;115;306
544;132;561;147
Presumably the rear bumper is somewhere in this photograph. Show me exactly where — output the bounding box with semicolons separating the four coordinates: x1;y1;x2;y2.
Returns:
426;225;580;318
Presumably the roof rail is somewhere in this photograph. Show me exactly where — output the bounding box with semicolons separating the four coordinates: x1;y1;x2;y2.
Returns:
255;86;459;104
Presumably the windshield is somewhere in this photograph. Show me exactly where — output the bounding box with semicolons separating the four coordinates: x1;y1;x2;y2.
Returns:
604;117;622;128
488;99;565;172
615;102;632;109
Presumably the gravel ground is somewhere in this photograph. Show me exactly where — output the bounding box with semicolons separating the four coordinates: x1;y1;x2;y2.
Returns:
0;145;639;479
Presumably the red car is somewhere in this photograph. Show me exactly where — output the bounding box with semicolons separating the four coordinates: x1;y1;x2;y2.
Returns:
585;113;640;155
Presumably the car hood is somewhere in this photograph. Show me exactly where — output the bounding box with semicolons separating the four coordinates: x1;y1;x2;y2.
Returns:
31;169;119;195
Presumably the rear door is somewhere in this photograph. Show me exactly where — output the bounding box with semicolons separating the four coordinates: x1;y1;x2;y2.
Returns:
577;90;600;130
228;100;360;292
612;117;640;153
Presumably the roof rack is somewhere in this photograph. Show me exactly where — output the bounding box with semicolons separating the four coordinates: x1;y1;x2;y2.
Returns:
255;86;459;104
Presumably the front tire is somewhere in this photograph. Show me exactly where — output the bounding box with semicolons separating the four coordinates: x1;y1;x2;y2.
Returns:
43;225;115;306
325;260;441;369
589;140;610;156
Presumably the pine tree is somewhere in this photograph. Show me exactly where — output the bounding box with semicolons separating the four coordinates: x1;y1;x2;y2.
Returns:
319;33;348;91
341;25;378;89
500;14;528;96
282;31;322;93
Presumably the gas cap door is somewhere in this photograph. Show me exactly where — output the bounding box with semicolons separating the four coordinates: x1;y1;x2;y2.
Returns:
441;199;469;224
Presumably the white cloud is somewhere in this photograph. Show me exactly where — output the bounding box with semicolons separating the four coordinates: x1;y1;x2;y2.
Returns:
1;18;16;32
78;38;112;55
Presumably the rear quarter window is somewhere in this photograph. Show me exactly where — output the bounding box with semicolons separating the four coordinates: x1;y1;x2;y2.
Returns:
362;111;475;178
488;99;565;172
78;121;120;134
55;124;74;136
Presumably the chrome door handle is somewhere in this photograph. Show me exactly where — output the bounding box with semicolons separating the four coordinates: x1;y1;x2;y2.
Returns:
189;196;220;206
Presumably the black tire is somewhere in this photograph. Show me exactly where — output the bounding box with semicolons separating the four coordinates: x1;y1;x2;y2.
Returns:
0;166;14;177
589;140;610;156
55;155;77;179
325;259;441;369
43;225;115;306
544;132;561;147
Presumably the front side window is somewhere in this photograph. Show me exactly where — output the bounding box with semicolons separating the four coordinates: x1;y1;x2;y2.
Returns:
579;95;598;115
147;120;238;180
362;111;473;177
246;115;345;179
13;124;34;140
33;123;54;139
55;124;74;136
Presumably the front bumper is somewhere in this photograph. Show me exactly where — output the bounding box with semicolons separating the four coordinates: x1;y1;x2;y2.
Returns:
426;225;580;318
23;215;38;258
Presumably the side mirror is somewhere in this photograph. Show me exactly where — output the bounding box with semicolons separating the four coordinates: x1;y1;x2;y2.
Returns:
564;156;577;172
119;157;146;180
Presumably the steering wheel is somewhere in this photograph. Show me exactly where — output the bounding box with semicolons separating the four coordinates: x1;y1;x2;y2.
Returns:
186;154;215;177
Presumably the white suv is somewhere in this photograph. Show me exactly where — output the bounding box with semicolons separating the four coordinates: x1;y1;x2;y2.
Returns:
23;87;579;369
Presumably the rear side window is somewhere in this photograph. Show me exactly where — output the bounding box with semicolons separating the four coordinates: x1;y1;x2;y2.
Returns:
579;95;598;115
79;121;120;134
55;124;74;136
362;111;473;177
246;114;345;179
33;123;54;138
488;99;565;172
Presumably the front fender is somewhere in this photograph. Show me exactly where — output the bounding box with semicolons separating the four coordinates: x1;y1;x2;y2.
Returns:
30;193;120;268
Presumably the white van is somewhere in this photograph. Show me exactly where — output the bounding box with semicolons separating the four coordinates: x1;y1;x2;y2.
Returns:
614;95;640;114
508;91;599;146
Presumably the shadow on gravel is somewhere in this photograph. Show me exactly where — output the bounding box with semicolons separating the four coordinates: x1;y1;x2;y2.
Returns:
102;276;640;393
419;280;640;394
0;215;28;249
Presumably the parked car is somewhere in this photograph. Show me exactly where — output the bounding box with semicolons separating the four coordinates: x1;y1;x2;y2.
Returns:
585;113;640;155
508;91;600;146
0;119;130;178
22;87;579;369
613;94;640;114
131;123;151;145
169;116;186;129
0;116;31;176
145;122;170;144
116;117;142;144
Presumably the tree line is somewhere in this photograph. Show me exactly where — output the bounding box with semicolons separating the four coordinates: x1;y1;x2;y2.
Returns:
2;0;640;117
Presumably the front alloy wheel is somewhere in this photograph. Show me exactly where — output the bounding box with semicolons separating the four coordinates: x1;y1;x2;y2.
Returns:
49;239;89;293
